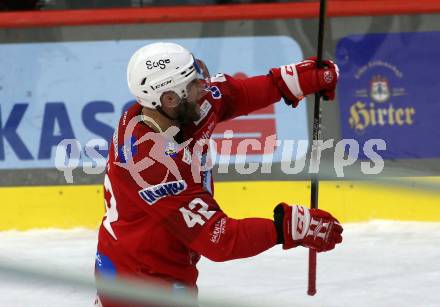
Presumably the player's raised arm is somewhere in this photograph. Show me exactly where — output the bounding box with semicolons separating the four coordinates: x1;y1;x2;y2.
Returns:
113;134;342;262
137;190;343;262
148;192;279;262
189;201;343;262
211;58;339;122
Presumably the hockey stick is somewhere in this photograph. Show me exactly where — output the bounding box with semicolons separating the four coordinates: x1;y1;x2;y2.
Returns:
308;0;327;296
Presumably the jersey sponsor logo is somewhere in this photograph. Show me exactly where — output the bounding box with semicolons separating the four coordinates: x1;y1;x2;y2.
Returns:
138;180;187;205
146;58;170;70
210;217;227;243
194;100;212;125
122;111;128;126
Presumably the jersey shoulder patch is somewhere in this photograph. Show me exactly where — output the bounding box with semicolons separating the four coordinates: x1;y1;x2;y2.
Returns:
210;73;227;83
207;85;222;100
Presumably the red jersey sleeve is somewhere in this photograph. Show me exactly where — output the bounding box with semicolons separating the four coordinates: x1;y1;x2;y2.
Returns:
159;192;278;262
209;73;283;122
132;188;278;262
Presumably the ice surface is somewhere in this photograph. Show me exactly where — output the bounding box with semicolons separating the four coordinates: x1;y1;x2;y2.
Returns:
0;221;439;307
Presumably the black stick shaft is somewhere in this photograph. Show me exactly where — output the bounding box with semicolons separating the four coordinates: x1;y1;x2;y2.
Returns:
308;0;327;297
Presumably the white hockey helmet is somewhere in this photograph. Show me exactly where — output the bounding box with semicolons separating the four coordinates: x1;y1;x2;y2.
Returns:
127;42;204;109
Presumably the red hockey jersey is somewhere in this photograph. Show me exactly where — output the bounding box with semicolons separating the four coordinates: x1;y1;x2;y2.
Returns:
96;73;285;290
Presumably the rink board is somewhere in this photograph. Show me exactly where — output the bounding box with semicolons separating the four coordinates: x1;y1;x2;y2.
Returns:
1;179;440;230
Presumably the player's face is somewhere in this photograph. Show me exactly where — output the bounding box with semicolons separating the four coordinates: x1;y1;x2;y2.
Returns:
174;79;205;124
187;79;207;104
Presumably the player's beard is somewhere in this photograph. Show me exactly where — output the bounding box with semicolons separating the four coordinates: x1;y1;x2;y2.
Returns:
176;99;201;125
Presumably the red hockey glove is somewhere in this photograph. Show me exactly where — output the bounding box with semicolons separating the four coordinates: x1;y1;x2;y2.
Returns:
273;203;343;252
270;57;339;107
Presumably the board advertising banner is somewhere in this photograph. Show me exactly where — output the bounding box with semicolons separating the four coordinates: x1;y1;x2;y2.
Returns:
0;36;307;170
336;32;440;159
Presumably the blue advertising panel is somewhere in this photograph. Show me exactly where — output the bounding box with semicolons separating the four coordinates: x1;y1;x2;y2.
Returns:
0;36;307;170
336;32;440;159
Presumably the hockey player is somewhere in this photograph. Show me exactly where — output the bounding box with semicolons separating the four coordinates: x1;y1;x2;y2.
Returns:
95;42;343;306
